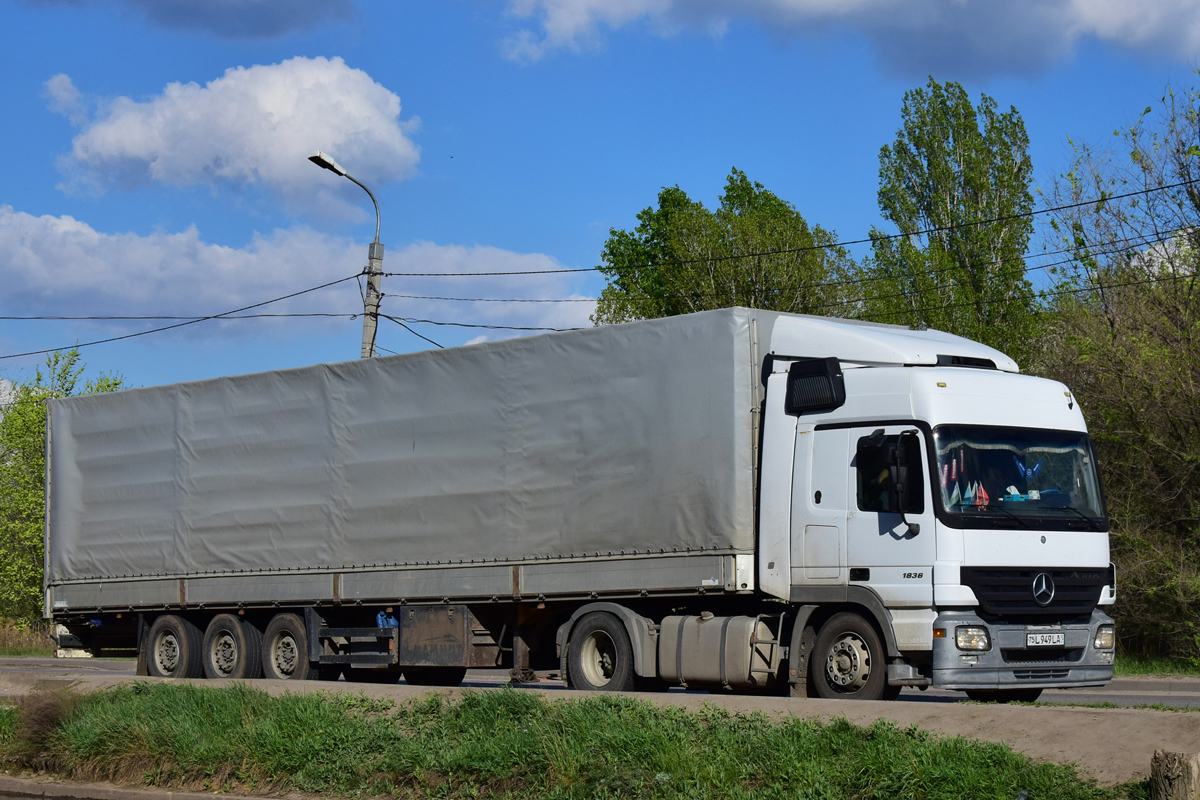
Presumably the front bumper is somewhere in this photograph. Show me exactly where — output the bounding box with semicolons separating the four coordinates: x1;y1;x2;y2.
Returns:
931;608;1115;690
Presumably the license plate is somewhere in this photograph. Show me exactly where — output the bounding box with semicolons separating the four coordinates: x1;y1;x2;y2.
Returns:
1027;632;1065;647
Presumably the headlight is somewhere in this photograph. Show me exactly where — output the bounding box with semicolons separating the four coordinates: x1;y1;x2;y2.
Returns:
1094;624;1115;650
955;626;991;651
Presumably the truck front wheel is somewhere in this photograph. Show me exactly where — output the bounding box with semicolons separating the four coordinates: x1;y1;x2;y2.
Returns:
146;615;203;679
261;613;316;680
567;612;635;692
812;612;891;701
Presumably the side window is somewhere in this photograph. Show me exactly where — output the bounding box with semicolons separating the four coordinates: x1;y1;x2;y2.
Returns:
855;433;925;514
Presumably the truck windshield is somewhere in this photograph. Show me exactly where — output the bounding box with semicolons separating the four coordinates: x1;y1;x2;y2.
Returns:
932;425;1106;526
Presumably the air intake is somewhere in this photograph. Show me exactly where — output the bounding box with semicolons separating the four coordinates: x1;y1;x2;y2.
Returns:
936;354;997;369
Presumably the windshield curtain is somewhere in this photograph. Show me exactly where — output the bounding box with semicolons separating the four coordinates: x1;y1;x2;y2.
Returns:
932;425;1106;521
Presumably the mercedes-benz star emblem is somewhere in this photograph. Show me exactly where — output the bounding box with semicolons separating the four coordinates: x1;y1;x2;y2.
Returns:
1032;572;1056;606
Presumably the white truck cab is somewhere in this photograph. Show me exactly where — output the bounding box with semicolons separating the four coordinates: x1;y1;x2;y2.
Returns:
757;314;1114;700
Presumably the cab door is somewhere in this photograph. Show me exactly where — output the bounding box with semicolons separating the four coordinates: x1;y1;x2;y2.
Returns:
845;424;936;607
790;426;849;586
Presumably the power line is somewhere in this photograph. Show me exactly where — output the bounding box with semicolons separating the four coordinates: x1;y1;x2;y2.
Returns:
862;266;1197;326
0;313;357;321
383;267;594;277
0;273;362;361
384;293;594;303
378;314;445;349
380;178;1199;280
388;317;583;333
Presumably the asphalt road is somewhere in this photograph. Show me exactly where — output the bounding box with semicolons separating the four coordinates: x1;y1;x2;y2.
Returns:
1;656;1197;709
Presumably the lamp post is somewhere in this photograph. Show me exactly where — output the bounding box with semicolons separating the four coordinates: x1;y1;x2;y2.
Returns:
308;150;384;359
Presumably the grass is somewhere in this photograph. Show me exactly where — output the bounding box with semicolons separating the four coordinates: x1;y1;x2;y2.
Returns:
0;683;1145;799
1114;654;1200;677
0;624;54;657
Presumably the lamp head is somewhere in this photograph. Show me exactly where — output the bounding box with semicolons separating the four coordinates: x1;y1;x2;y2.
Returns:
308;150;347;177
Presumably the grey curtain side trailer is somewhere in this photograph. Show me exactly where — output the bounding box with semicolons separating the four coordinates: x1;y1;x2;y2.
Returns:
45;307;1116;699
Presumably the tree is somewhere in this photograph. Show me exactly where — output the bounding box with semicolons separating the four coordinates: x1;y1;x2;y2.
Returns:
593;168;856;324
0;351;122;626
862;78;1040;362
1036;85;1200;659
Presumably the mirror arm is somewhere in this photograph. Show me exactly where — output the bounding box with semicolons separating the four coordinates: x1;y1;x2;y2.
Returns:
901;513;920;537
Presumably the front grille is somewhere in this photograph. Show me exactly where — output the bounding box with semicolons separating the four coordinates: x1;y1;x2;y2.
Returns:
1013;668;1070;680
960;567;1104;623
1001;648;1084;664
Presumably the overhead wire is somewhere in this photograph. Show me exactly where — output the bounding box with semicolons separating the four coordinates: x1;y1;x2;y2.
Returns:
0;273;363;361
1;180;1191;358
378;313;445;349
379;178;1199;279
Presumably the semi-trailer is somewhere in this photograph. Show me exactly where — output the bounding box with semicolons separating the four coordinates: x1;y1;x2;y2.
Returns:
45;307;1116;700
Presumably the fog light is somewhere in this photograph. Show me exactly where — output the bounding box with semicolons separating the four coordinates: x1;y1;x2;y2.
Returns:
1100;651;1114;664
1094;624;1115;650
955;626;991;651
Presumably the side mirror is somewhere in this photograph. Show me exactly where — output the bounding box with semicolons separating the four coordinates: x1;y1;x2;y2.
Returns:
894;431;922;536
856;429;921;536
785;358;846;415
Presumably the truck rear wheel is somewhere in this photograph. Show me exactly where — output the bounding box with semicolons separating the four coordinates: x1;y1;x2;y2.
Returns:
146;615;203;679
812;612;890;701
403;667;467;686
261;613;316;680
965;688;1043;703
567;612;635;692
202;614;263;680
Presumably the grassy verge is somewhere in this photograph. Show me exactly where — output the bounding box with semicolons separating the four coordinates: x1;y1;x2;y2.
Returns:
0;683;1143;799
0;624;54;657
1115;654;1200;677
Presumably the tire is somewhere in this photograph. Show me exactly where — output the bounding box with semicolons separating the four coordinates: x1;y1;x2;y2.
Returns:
403;667;467;687
812;612;889;701
146;615;204;679
261;613;316;680
202;614;263;680
566;612;635;692
965;688;1043;703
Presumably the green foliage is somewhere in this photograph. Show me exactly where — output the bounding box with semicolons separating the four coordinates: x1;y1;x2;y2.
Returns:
0;351;121;626
593;168;856;324
5;683;1119;799
1037;82;1200;660
863;78;1041;363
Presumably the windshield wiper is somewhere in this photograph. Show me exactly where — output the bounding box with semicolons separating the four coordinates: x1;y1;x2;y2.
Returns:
948;502;1031;528
1043;504;1105;531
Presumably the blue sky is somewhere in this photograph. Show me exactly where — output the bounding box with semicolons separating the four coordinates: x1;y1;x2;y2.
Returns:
1;0;1197;390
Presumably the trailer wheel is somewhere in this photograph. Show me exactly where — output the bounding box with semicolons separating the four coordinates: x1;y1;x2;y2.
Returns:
811;612;890;701
261;613;316;680
964;688;1043;703
567;612;635;692
146;615;203;679
403;667;467;687
202;614;263;680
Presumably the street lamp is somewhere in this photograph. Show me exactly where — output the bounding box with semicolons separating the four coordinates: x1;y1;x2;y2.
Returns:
308;150;384;359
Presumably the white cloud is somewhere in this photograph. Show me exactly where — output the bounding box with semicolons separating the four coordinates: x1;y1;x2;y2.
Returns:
53;57;419;219
35;0;355;39
0;207;595;350
502;0;1200;76
43;74;88;126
